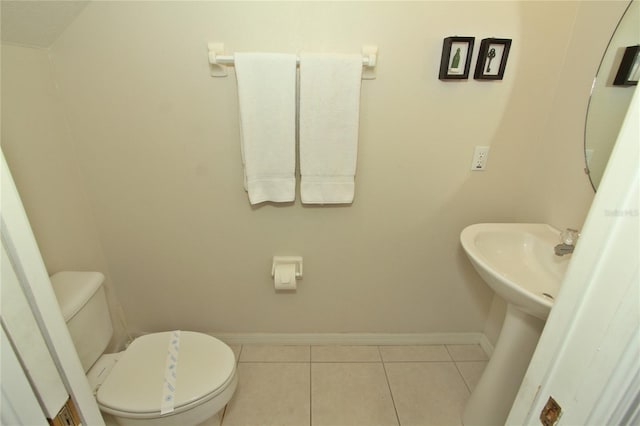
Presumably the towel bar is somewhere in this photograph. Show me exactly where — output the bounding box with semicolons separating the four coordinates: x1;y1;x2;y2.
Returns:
207;43;378;79
212;54;375;66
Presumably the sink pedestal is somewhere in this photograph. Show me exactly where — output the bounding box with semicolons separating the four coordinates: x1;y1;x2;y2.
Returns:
462;303;544;426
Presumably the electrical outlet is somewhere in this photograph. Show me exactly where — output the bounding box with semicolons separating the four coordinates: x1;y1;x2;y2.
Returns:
471;146;490;171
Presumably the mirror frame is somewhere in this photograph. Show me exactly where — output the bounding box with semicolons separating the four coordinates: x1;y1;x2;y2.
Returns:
583;0;637;192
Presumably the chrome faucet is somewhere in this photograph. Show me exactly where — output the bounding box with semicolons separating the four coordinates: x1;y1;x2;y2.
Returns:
554;243;575;256
554;228;580;256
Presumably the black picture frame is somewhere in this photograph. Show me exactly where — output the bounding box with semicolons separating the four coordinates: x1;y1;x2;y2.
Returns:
474;38;512;80
613;45;640;86
439;36;475;80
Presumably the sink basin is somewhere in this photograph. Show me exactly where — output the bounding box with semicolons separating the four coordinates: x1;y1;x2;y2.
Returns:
460;223;570;320
460;223;572;426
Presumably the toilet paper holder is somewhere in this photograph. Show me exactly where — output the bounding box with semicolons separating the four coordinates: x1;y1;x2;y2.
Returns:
271;256;303;280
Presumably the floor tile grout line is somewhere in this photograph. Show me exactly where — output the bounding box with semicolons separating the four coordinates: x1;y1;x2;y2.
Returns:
446;343;489;394
381;360;458;364
235;344;244;365
452;360;474;395
378;346;402;426
224;344;244;426
237;360;312;363
308;345;312;426
445;343;454;360
309;359;313;426
311;361;384;364
445;343;490;362
219;404;227;426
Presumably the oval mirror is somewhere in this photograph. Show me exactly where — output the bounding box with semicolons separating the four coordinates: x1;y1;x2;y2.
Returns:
584;0;639;191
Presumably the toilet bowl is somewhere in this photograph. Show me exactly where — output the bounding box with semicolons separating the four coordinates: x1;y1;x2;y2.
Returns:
50;271;237;426
94;332;237;426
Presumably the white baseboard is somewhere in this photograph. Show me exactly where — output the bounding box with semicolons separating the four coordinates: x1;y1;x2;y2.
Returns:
210;332;495;355
477;333;495;357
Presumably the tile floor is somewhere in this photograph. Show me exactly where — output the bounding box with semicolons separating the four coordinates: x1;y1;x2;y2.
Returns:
216;344;488;426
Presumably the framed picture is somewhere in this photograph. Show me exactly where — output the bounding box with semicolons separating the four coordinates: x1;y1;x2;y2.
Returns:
439;36;475;80
613;45;640;86
474;38;512;80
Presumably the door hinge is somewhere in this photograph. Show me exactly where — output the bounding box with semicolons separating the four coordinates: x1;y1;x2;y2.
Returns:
48;397;80;426
540;396;562;426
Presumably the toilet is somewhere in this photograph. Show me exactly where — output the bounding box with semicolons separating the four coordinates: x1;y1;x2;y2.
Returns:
50;271;237;426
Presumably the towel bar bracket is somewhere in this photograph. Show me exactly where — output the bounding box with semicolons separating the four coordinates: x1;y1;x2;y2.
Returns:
207;42;378;80
208;42;228;77
361;45;378;80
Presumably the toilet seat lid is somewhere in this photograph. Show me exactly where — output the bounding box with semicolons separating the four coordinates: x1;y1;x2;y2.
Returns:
97;331;235;415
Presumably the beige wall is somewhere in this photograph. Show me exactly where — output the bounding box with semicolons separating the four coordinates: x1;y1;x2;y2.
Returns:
1;45;128;349
1;1;628;338
518;0;629;229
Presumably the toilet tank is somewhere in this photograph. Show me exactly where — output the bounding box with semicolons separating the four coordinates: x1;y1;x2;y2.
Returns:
50;271;113;372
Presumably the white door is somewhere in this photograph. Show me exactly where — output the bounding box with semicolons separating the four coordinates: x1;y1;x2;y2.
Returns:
0;150;104;425
1;327;48;426
508;85;639;424
1;240;69;419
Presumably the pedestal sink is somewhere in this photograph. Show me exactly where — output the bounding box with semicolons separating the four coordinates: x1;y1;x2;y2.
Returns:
460;223;571;426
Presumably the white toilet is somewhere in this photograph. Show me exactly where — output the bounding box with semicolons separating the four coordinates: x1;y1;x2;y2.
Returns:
50;271;237;426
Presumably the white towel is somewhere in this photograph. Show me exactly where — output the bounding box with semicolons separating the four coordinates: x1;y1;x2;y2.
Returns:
234;53;297;204
299;54;363;204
